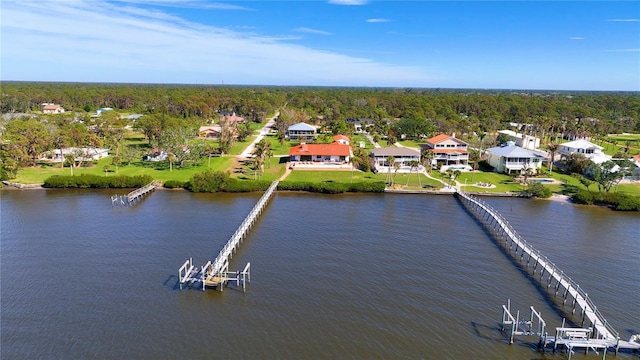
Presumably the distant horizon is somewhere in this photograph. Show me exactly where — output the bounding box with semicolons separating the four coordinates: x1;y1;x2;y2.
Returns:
3;79;639;95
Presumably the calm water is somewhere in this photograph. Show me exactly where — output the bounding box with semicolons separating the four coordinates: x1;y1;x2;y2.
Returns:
1;189;638;359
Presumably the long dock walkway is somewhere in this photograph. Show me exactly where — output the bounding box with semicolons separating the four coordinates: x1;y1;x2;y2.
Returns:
179;180;279;291
454;190;629;354
111;181;159;206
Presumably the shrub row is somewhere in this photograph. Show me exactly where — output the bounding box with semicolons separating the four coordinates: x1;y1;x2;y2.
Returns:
520;182;552;198
163;180;186;189
43;174;154;189
571;190;640;211
277;181;386;194
185;170;272;192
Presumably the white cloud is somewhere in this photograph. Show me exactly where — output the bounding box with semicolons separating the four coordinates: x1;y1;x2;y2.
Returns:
328;0;367;5
366;18;390;23
607;19;639;22
111;0;254;11
569;37;585;40
0;0;431;87
294;27;333;36
604;49;640;52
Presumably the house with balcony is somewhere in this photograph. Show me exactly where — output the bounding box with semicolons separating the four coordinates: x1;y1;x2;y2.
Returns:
559;139;611;164
486;142;543;175
420;134;469;170
287;122;317;141
370;147;421;173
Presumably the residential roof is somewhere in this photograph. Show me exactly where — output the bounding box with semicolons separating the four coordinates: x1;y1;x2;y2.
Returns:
289;143;351;157
221;115;245;122
487;144;542;158
561;139;603;150
426;134;451;144
370;147;420;157
199;125;221;132
333;134;350;142
43;104;61;110
288;122;316;131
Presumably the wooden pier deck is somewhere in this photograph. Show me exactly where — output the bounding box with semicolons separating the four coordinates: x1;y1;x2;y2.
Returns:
111;181;159;206
179;180;278;291
454;190;624;353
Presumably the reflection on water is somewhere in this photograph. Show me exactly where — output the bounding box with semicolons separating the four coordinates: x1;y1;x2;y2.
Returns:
1;190;638;359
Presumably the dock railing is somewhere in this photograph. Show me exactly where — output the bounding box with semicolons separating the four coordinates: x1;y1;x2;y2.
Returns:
455;190;619;344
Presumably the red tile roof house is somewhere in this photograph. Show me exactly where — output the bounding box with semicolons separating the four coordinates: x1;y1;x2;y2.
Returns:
289;142;352;166
333;134;350;145
420;134;470;171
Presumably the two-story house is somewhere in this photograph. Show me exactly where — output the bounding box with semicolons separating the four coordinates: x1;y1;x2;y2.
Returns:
287;122;317;141
420;134;469;170
486;142;543;174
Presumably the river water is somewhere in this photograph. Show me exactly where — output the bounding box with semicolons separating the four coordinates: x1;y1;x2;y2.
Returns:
1;189;638;359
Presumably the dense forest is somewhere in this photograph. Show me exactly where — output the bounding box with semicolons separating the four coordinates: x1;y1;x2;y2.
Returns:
1;82;639;178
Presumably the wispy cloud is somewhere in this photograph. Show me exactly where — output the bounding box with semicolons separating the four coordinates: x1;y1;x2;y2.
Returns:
328;0;367;5
366;18;390;23
569;37;585;40
604;48;640;52
294;27;333;36
607;18;639;22
111;0;254;11
0;0;431;86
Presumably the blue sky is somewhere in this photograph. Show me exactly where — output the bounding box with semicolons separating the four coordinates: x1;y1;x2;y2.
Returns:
1;0;639;91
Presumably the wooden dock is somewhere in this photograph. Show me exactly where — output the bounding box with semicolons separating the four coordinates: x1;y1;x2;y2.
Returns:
111;181;159;206
454;190;627;355
179;180;279;292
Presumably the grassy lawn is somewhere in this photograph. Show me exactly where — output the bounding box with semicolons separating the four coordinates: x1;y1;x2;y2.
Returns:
351;134;375;149
231;156;287;182
397;139;422;149
14;155;234;184
454;171;523;193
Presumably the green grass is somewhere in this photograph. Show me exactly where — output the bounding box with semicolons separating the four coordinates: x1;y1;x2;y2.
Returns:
456;171;524;193
14;155;234;184
397;139;422;149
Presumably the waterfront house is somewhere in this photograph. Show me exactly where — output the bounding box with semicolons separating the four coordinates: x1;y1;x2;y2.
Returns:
287;122;317;141
420;134;469;170
370;147;421;173
333;134;350;146
41;147;110;163
41;104;65;114
486;142;543;174
198;125;222;138
497;130;540;150
559;139;611;164
289;142;351;163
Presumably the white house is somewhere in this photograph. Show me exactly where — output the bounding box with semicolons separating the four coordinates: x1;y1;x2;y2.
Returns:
42;147;110;163
370;147;421;173
486;142;543;175
497;130;541;150
559;139;611;164
287;122;317;141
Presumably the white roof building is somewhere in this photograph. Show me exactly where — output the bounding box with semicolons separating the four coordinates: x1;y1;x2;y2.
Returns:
559;139;611;164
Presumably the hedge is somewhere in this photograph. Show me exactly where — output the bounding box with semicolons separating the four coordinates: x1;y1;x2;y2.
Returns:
571;190;640;211
43;174;154;188
277;181;386;194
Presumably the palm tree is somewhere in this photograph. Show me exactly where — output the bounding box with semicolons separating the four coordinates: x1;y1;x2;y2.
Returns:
167;152;176;172
64;153;75;176
421;148;434;173
386;156;395;185
547;142;559;172
406;160;421;187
